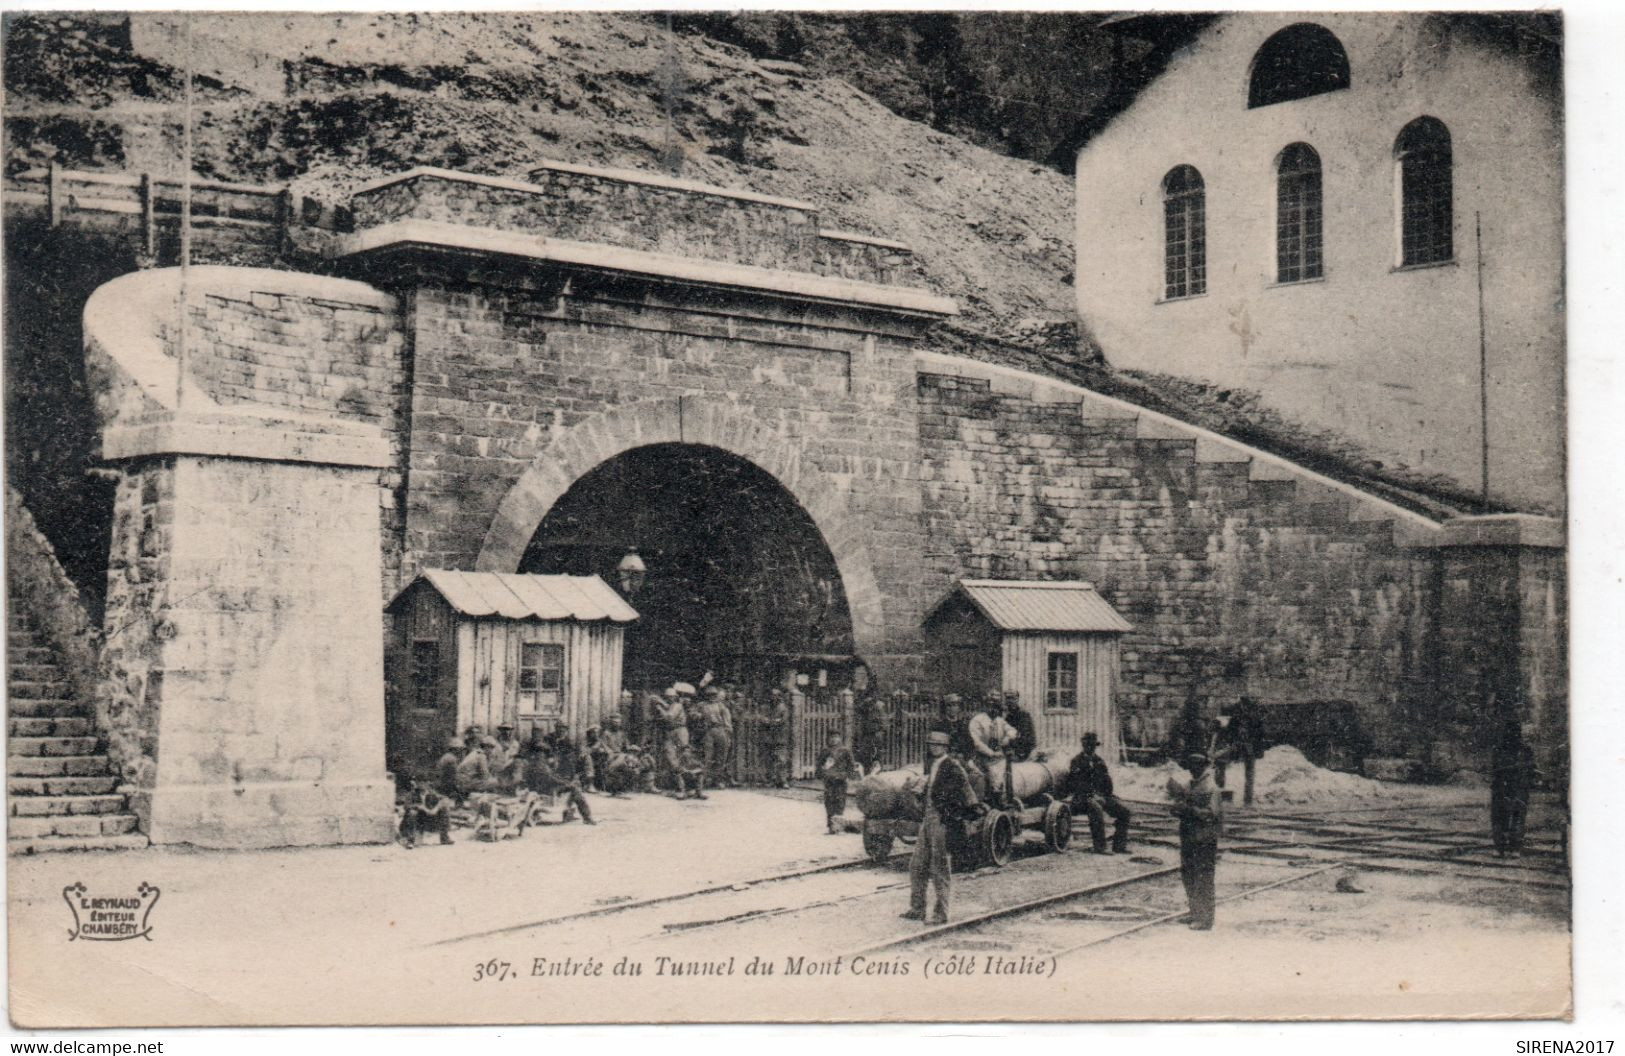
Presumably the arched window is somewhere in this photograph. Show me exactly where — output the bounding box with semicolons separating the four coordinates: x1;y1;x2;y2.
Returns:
1275;143;1323;283
1162;165;1206;300
1248;24;1351;109
1396;117;1453;266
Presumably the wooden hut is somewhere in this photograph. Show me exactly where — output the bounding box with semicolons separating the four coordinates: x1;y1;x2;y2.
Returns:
923;580;1132;762
385;570;638;777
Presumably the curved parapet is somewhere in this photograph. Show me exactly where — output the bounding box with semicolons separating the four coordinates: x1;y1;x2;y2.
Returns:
84;266;398;469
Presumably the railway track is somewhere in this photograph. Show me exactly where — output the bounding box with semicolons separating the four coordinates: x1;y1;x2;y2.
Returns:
429;793;1565;957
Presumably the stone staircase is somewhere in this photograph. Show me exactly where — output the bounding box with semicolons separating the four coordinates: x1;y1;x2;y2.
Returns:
8;605;146;853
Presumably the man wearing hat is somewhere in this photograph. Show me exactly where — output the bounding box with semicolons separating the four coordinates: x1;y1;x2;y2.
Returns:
433;734;465;804
1170;749;1223;930
1004;691;1037;764
454;731;500;799
657;687;705;799
1067;732;1131;854
903;729;982;925
701;687;734;790
490;724;522;785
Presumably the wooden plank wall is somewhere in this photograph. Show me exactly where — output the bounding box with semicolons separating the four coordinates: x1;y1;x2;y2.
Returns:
457;619;625;739
1002;633;1120;764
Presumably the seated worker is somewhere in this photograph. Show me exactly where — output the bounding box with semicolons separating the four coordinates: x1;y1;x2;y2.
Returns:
1003;691;1037;763
966;691;1016;806
454;731;503;798
489;724;522;785
518;732;595;825
815;730;862;834
600;741;650;797
396;773;453;848
548;723;593;792
582;725;604;793
433;735;464;803
1067;731;1132;854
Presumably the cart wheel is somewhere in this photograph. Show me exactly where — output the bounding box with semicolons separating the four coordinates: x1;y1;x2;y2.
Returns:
1043;800;1072;853
982;811;1015;867
862;827;895;862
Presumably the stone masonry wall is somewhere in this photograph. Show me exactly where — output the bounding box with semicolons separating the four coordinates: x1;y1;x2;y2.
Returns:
396;266;932;678
350;169;916;285
915;372;1439;752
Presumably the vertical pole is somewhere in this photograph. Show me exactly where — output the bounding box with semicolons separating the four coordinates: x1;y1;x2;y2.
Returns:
1475;211;1489;512
139;172;156;261
47;159;64;227
175;14;195;414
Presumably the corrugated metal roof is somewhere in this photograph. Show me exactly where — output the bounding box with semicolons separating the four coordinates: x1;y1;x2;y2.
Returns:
391;570;639;623
930;579;1131;634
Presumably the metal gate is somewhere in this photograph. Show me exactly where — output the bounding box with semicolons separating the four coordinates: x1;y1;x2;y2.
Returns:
794;689;848;779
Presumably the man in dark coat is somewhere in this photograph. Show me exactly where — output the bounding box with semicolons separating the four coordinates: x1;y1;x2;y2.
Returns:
1004;691;1037;763
815;730;862;834
902;729;982;925
1216;697;1266;806
763;689;791;789
1068;731;1132;854
1171;750;1223;930
1490;717;1540;857
433;735;464;802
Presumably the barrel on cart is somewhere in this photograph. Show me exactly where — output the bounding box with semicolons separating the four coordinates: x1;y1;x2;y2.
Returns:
855;757;1074;868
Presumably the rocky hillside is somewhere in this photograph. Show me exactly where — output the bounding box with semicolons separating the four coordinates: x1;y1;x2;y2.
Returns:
4;11;1488;541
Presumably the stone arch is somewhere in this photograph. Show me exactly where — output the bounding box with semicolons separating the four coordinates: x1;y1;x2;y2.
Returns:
477;396;888;658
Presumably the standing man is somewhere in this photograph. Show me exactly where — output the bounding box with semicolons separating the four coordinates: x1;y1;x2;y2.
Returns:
1171;750;1223;930
701;688;734;790
1067;732;1132;854
902;730;981;925
764;688;791;788
1217;697;1265;806
967;691;1016;807
1004;691;1037;763
657;688;705;799
1490;717;1539;858
816;730;862;834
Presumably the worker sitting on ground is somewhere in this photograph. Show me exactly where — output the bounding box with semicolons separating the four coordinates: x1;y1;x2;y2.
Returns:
433;735;465;803
518;731;595;825
966;691;1017;808
816;730;863;834
396;773;453;848
489;724;522;785
1068;731;1132;854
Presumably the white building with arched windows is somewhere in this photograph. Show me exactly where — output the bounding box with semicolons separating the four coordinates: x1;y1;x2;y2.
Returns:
1074;13;1563;514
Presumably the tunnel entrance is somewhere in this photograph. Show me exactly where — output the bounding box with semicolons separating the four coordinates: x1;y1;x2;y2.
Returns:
519;443;859;710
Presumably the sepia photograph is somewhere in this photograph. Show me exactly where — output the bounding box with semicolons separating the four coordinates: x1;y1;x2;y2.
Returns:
0;4;1604;1033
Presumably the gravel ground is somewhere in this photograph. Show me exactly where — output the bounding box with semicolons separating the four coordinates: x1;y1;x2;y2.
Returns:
7;784;1569;1025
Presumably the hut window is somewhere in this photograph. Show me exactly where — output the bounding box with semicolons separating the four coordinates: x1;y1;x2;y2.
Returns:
410;640;440;711
1045;652;1079;710
519;642;566;717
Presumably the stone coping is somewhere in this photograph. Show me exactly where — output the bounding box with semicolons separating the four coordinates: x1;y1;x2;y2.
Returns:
353;163;817;213
342;218;959;317
915;350;1447;542
103;416;391;469
1436;513;1565;549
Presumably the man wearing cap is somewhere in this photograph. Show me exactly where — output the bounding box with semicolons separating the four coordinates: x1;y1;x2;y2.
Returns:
1068;732;1131;854
490;724;522;785
454;732;501;799
701;687;734;790
1170;750;1223;930
657;688;705;799
519;730;595;825
903;729;982;925
967;692;1017;807
1004;691;1037;764
763;689;791;789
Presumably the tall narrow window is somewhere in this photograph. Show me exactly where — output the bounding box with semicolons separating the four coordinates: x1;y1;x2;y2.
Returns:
1162;165;1206;300
1396;117;1453;266
1275;143;1323;283
1046;652;1079;711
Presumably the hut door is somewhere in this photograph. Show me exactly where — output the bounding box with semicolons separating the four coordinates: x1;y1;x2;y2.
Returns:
406;637;454;776
517;642;566;739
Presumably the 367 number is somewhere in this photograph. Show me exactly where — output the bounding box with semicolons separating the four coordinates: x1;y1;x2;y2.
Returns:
473;959;513;982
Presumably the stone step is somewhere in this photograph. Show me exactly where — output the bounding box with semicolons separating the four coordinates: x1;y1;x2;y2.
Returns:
9;717;93;738
9;814;140;840
8;679;73;700
8;699;87;719
9;776;120;796
9;833;149;855
8;662;66;683
10;793;126;817
9;736;101;757
9;755;114;778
